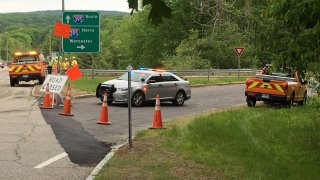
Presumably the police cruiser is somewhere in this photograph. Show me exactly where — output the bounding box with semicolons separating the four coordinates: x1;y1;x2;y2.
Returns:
96;69;191;107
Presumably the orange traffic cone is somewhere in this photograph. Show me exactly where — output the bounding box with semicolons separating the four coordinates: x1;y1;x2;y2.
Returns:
150;94;166;129
97;92;111;125
59;84;73;116
41;93;57;106
49;94;57;106
53;64;58;75
40;83;53;109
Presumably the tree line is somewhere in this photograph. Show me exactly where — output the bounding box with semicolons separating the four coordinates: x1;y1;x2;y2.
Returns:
0;1;319;86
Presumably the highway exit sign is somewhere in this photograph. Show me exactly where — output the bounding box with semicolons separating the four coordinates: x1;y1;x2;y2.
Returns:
63;11;100;53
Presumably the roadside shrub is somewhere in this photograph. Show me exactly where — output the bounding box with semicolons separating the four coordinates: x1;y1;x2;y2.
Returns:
308;96;320;108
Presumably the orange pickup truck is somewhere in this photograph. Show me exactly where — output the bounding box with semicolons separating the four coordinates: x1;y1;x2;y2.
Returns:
245;72;307;107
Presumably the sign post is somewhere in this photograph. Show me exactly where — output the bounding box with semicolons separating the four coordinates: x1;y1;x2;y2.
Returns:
234;47;244;79
127;65;133;148
62;11;100;53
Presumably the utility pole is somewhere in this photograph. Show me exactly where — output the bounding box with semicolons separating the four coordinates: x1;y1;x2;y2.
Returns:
49;29;52;56
0;35;2;60
6;34;9;64
58;0;65;74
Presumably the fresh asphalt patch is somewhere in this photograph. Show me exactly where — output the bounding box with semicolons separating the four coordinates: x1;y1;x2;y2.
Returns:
40;105;112;167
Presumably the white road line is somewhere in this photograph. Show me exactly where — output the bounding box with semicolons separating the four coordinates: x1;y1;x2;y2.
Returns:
34;152;68;169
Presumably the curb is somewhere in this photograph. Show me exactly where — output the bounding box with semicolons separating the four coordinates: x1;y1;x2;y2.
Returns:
86;142;127;180
73;93;96;99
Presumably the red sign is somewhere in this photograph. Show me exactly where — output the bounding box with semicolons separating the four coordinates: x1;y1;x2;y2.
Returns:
234;47;244;56
54;22;70;38
66;66;82;81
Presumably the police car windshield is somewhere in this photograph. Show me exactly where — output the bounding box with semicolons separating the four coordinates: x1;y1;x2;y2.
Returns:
118;72;150;82
14;55;37;63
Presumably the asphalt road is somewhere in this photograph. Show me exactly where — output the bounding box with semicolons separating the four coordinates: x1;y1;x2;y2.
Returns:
0;67;246;179
41;82;246;167
0;68;93;180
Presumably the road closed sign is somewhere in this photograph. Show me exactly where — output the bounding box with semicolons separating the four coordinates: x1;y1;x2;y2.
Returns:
40;75;68;94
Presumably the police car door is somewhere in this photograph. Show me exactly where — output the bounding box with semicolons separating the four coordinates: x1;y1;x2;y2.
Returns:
146;74;165;100
160;73;179;99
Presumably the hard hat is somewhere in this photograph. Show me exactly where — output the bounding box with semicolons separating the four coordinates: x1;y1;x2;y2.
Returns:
72;56;76;59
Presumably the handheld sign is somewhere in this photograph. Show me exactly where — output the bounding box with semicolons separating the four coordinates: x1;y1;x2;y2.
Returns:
40;75;68;94
54;22;71;38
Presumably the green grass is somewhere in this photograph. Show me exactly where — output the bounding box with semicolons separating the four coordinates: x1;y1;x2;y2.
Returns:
70;76;246;93
70;77;114;92
188;76;247;85
95;99;320;179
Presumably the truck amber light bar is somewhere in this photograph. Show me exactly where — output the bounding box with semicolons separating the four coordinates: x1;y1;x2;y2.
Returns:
29;51;37;55
14;52;22;56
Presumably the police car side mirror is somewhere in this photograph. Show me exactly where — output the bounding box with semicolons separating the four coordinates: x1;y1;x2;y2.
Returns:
148;80;156;84
141;78;145;82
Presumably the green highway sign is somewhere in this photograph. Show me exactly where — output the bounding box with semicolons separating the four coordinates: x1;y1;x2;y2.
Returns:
62;11;100;53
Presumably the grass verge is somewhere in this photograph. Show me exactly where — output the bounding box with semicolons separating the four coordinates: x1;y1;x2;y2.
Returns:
71;77;114;92
188;76;247;85
95;98;320;179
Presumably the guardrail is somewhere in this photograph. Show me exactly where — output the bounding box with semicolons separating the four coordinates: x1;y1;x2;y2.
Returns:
79;69;255;75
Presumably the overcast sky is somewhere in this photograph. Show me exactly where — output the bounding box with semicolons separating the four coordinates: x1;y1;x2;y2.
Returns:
0;0;130;13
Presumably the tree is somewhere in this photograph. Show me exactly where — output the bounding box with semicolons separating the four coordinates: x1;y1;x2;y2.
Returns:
128;0;172;25
271;0;320;78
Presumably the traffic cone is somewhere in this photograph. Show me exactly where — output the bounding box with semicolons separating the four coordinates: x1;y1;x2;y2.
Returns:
49;94;57;106
40;83;53;109
59;84;73;116
150;94;166;129
53;64;58;75
97;92;111;125
41;93;57;106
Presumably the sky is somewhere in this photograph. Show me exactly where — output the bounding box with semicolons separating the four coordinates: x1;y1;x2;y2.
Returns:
0;0;131;13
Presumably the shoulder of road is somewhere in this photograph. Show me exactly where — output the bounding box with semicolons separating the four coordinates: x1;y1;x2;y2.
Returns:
32;82;245;98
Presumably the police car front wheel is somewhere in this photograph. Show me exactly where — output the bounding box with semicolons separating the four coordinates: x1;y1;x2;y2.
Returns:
173;91;185;106
132;91;145;107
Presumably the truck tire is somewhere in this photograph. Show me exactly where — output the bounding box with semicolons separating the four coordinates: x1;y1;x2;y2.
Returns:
10;78;15;87
39;76;45;85
246;97;256;107
287;93;295;108
298;92;307;106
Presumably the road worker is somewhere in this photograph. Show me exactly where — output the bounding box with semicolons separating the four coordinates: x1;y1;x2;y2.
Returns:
71;56;78;67
47;58;53;74
64;58;69;70
262;66;269;75
59;59;65;75
52;57;58;74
